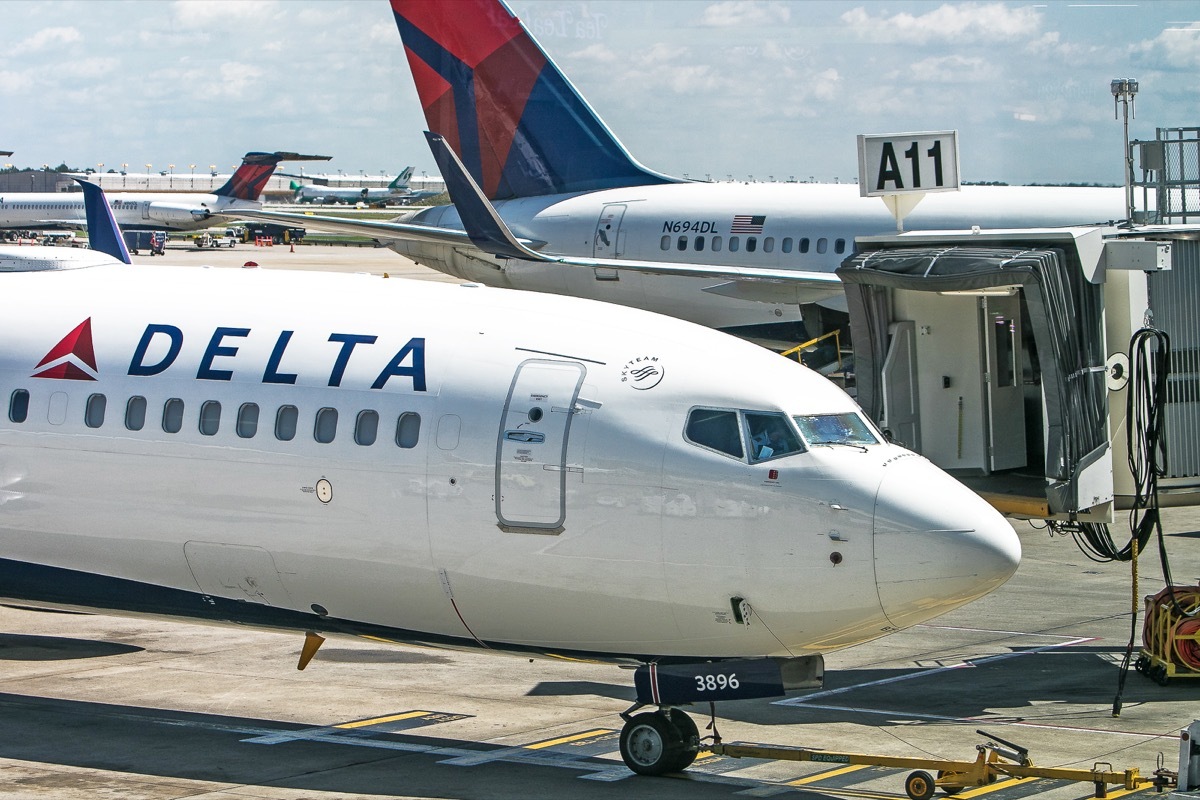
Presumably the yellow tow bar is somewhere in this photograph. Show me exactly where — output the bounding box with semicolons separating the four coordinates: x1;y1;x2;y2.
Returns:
707;729;1176;800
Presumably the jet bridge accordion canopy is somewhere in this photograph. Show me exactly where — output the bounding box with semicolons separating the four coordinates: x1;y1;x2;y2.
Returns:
837;245;1108;515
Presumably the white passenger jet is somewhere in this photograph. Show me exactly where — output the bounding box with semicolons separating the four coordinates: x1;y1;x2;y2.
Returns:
290;167;415;205
0;180;1020;776
242;0;1123;337
0;151;329;235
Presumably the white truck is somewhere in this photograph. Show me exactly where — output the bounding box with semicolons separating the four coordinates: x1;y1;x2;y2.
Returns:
192;227;241;248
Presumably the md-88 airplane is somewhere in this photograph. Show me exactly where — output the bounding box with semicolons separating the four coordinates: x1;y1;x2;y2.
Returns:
244;0;1123;337
0;181;1019;776
0;151;328;235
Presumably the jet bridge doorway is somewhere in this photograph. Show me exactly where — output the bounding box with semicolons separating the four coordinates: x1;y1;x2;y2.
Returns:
839;241;1110;520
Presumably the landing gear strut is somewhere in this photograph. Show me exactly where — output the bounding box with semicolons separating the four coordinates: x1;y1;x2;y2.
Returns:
618;704;700;775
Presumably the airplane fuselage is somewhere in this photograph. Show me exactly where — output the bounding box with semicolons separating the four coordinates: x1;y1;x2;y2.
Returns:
0;263;1018;662
392;182;1123;329
0;192;257;233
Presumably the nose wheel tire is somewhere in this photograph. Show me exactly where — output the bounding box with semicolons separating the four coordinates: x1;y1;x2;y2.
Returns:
619;711;695;775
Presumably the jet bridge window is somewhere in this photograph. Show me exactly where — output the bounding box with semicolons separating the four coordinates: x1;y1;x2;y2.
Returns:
744;411;804;462
9;389;29;423
125;396;146;431
199;400;221;436
85;393;106;428
396;412;420;448
355;409;379;446
684;408;744;459
314;407;338;444
162;398;184;434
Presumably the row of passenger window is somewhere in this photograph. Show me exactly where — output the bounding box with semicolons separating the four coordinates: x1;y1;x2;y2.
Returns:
659;234;847;256
7;389;421;448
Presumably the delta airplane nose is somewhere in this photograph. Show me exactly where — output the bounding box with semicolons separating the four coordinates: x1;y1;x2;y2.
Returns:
872;455;1021;629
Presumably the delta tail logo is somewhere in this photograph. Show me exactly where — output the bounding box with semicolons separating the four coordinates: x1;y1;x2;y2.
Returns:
32;318;99;381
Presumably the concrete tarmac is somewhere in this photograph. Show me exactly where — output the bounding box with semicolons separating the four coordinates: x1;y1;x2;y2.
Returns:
2;245;1198;799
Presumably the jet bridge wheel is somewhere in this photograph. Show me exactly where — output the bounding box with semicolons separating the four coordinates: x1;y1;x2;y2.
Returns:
619;711;693;775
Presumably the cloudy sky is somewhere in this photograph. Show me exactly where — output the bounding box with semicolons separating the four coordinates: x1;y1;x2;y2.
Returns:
3;1;1197;185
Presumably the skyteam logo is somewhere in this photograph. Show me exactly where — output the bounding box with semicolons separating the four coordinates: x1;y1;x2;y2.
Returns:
32;318;99;381
621;356;664;390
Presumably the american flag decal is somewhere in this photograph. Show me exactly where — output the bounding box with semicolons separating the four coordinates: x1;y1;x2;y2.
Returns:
731;214;766;234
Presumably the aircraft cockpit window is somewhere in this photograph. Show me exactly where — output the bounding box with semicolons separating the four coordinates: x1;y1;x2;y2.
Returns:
237;403;259;439
684;408;744;459
9;389;29;423
744;411;803;463
314;407;338;444
793;413;879;448
355;409;379;446
125;396;146;431
396;411;421;448
162;398;184;434
275;405;298;441
85;393;106;429
199;400;221;436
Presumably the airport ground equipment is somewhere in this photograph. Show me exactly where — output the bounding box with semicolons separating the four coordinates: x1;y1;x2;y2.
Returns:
192;228;239;248
122;230;166;256
1179;721;1200;792
1136;584;1200;685
705;728;1177;799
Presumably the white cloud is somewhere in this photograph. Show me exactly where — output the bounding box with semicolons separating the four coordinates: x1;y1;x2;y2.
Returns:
572;43;620;64
0;69;36;95
172;0;281;28
699;1;791;28
1132;25;1200;69
841;3;1042;44
909;54;990;83
215;61;265;98
12;26;81;56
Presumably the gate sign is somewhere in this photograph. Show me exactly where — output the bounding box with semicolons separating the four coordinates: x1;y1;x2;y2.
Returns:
857;131;960;198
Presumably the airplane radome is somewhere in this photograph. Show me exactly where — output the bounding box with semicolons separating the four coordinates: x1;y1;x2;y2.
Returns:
0;259;1019;775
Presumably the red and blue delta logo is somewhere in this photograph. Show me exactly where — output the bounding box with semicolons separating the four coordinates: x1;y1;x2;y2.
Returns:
32;318;99;381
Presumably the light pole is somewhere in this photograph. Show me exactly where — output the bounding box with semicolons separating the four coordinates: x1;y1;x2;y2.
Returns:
168;163;175;188
1111;78;1138;225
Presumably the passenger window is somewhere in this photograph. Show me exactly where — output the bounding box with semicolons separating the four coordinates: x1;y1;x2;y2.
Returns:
275;404;298;441
395;411;421;448
763;237;774;253
835;238;846;254
660;235;671;250
781;237;793;253
711;235;723;252
314;407;338;443
85;393;106;428
125;396;146;431
199;400;221;436
816;237;828;254
746;237;758;253
799;238;810;254
677;235;687;251
236;402;259;438
162;398;184;434
744;411;804;463
355;409;379;446
685;408;743;459
729;236;740;253
694;235;705;252
9;389;29;423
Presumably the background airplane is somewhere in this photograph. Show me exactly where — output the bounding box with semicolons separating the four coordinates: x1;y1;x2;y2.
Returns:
0;151;329;234
241;0;1123;347
290;167;414;205
0;179;1020;776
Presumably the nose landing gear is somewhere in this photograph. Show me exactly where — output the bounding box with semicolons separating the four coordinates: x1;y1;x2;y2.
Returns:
618;705;700;775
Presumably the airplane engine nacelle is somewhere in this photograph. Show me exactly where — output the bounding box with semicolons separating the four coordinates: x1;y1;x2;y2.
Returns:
145;202;209;225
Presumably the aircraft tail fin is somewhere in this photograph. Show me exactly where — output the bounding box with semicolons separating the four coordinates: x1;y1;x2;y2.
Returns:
74;179;131;264
214;151;332;201
392;0;679;200
389;166;414;190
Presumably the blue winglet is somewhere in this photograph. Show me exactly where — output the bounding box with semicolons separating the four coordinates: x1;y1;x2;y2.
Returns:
424;131;543;261
75;179;132;264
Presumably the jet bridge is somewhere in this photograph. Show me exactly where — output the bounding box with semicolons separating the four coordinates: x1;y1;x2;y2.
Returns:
839;226;1198;521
